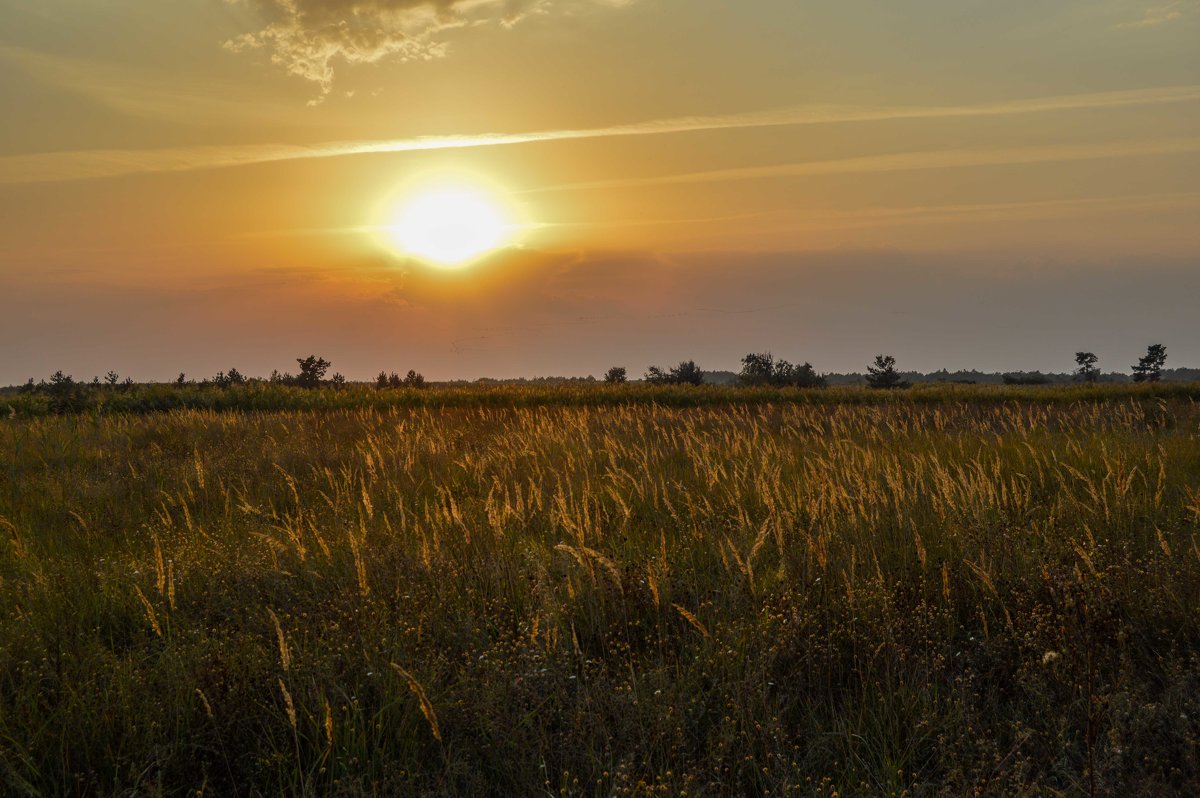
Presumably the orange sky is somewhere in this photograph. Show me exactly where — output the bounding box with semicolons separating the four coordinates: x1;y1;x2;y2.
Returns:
1;0;1198;381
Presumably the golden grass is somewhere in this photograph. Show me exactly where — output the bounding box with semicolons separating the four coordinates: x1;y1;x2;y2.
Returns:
0;392;1197;795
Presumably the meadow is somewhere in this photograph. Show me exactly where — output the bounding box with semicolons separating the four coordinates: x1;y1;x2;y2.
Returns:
1;386;1199;796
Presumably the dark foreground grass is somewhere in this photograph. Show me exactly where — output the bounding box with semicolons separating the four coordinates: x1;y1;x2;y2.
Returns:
3;380;1200;418
1;393;1199;795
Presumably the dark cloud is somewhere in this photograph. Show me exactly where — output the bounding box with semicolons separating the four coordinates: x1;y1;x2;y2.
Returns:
225;0;631;100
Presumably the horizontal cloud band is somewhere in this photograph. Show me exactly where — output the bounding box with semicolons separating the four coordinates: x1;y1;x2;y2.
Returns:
1;84;1198;185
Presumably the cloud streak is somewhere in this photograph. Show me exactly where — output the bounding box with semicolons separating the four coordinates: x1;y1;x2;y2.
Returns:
546;192;1200;233
528;138;1200;194
0;45;311;126
2;84;1198;184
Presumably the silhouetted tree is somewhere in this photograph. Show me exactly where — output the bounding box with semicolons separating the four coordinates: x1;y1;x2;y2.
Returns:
376;371;389;389
739;353;776;386
49;371;74;392
46;371;85;413
866;354;906;389
670;361;704;385
604;366;627;384
403;370;426;388
330;372;347;387
1132;344;1167;383
1074;352;1099;382
644;361;705;385
295;355;331;388
176;373;187;386
226;368;246;385
388;372;403;388
644;366;671;385
104;370;120;387
791;362;826;388
738;353;827;388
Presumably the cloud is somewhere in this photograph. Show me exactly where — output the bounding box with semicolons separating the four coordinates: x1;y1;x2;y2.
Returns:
224;0;627;100
2;83;1198;184
1114;1;1194;28
0;45;309;126
555;193;1200;237
529;137;1200;193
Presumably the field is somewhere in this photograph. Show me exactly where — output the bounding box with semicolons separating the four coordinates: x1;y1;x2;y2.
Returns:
2;387;1199;796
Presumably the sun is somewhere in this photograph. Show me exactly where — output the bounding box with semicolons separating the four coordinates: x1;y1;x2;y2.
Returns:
382;181;518;268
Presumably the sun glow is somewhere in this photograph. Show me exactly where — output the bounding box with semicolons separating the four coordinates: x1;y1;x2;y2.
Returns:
382;180;519;267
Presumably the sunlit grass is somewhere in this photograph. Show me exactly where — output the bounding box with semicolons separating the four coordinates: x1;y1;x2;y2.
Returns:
1;391;1198;794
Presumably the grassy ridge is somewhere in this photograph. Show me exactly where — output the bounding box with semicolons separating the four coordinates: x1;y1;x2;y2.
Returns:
1;396;1199;795
3;380;1200;417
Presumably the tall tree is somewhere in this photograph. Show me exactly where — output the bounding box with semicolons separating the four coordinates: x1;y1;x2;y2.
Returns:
295;355;331;388
865;354;905;389
1074;352;1099;383
1132;344;1167;383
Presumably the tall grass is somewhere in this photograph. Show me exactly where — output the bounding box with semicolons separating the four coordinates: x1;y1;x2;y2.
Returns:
1;394;1198;795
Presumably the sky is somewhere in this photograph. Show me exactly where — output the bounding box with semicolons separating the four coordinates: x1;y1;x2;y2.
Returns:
1;0;1198;382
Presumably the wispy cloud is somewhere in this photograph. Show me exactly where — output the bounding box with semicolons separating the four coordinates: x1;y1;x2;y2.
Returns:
0;46;307;126
1114;1;1194;29
2;84;1198;185
795;192;1200;230
546;193;1200;233
225;0;634;101
528;138;1200;194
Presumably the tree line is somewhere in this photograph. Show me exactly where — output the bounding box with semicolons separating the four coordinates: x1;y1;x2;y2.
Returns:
16;356;422;404
608;344;1171;389
13;344;1173;401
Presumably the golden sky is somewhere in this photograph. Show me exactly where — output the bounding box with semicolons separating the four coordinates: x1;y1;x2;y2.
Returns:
1;0;1198;381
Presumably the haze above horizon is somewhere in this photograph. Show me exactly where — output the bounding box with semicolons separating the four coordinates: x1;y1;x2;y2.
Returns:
1;0;1197;383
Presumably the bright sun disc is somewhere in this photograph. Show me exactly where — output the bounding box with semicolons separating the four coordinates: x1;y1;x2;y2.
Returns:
385;185;514;267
